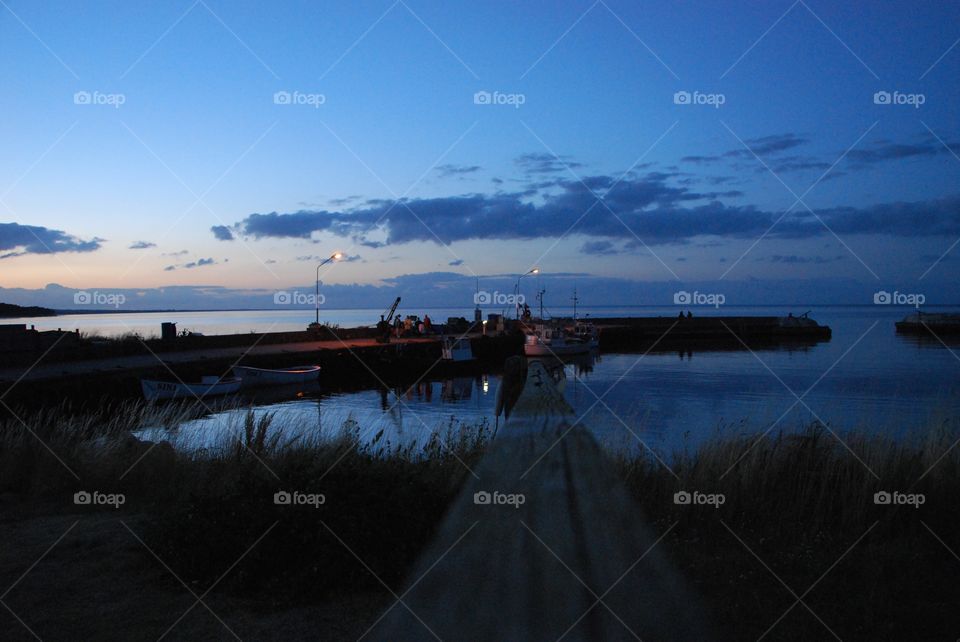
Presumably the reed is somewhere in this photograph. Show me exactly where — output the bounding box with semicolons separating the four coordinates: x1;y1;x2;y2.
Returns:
1;404;957;638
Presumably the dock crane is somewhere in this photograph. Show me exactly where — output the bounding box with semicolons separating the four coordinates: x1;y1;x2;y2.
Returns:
376;296;401;343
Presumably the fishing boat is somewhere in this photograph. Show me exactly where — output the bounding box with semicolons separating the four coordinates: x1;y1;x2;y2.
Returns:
441;337;474;362
524;325;590;357
566;289;599;348
570;320;599;348
232;365;322;387
523;288;591;357
141;376;242;401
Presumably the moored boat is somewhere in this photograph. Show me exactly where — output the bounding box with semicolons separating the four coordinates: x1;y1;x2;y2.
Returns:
570;320;599;348
524;325;590;357
141;376;242;401
232;365;322;387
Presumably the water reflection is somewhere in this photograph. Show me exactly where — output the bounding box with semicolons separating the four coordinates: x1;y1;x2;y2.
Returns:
135;308;960;459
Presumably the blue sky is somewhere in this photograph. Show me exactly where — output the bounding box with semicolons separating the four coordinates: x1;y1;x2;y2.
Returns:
1;0;959;308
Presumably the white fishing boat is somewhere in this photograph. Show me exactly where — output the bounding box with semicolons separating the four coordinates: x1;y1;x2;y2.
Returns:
570;320;599;348
232;365;322;387
523;288;591;357
524;325;590;357
141;376;242;401
441;337;474;362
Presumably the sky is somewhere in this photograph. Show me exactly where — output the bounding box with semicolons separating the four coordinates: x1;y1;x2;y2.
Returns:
1;0;959;310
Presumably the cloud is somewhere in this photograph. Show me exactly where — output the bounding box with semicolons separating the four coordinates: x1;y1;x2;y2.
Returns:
436;164;482;178
580;240;620;255
761;254;846;264
448;258;464;266
682;134;809;166
515;152;583;174
211;225;235;241
726;133;809;158
846;138;960;166
0;222;103;258
227;170;960;249
166;257;218;271
129;240;156;249
162;249;189;256
682;132;960;178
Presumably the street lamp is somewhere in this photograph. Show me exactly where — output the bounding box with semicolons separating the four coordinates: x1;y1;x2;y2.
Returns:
515;267;539;319
315;252;343;326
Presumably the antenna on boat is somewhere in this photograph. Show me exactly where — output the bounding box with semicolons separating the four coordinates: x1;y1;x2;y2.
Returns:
572;287;579;321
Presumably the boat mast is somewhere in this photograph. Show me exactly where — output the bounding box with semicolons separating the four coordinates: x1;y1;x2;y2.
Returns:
537;288;545;331
572;287;579;321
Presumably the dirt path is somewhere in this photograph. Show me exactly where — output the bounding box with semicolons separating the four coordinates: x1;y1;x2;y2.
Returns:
0;504;388;641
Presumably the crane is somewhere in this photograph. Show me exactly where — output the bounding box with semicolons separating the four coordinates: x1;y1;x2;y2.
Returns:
376;296;401;343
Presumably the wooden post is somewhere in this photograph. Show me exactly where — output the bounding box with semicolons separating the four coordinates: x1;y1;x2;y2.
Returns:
379;361;710;641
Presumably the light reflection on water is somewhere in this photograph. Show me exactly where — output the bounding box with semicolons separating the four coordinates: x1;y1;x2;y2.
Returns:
135;306;960;456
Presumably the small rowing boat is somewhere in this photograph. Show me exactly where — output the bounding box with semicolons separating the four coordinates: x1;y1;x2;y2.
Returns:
141;376;242;401
232;365;322;387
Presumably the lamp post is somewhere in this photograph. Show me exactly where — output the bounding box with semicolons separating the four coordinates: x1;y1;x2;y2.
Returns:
515;267;539;319
315;252;343;326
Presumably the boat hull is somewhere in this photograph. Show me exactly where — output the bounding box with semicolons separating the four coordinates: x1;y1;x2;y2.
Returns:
140;378;242;401
232;365;322;387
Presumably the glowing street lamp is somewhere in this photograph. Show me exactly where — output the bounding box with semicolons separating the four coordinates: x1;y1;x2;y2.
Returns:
515;267;539;319
315;252;342;326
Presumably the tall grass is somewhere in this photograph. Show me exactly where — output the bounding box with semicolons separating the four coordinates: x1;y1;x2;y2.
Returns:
615;419;960;640
2;403;958;637
0;400;491;597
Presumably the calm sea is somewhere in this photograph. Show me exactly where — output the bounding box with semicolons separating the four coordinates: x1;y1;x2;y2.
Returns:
105;305;960;456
